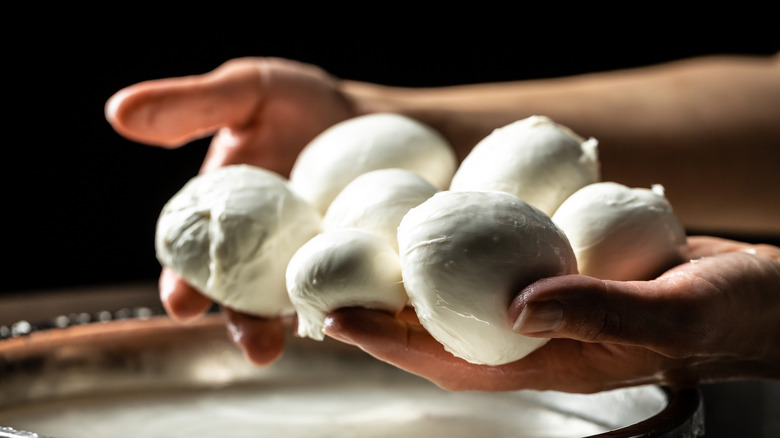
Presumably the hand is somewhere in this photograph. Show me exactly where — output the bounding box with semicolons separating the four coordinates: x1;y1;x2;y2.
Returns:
106;57;357;364
323;236;780;393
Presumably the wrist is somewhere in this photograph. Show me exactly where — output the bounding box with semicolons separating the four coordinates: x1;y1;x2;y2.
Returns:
339;80;407;117
338;80;500;162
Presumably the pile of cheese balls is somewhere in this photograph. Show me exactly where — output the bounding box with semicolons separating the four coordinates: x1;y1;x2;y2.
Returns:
155;114;687;366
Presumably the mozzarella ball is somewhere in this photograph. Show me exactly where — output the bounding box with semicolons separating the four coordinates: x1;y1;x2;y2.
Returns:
155;164;322;317
286;228;408;340
552;182;687;281
289;113;457;214
322;168;439;252
449;115;600;216
398;190;578;365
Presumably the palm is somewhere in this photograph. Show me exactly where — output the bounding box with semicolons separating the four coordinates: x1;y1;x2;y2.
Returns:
324;236;780;393
322;306;667;393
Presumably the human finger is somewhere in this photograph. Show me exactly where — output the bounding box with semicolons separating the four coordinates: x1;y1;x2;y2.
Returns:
323;307;674;393
508;273;708;358
508;256;780;361
158;267;213;322
105;58;263;148
323;307;528;391
686;235;754;258
159;267;286;366
686;235;780;263
223;307;286;366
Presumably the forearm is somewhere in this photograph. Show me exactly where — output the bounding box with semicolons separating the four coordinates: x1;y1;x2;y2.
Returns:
341;53;780;237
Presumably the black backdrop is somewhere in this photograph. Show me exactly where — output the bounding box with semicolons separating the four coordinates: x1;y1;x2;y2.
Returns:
5;18;778;295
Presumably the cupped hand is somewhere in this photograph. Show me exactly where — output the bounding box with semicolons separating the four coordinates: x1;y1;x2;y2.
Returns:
106;56;356;176
106;57;358;364
323;236;780;393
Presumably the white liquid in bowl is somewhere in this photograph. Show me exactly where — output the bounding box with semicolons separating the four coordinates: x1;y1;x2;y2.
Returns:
0;317;668;438
0;379;668;437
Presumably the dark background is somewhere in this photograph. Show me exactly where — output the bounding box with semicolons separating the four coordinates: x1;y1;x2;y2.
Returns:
5;18;778;295
3;15;779;437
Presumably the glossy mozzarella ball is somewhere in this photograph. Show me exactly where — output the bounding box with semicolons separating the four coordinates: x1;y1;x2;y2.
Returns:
397;190;578;365
155;164;322;317
449;115;600;216
289;113;457;214
552;182;688;281
286;228;408;340
322;168;439;252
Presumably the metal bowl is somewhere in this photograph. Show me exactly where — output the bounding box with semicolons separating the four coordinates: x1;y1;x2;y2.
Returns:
0;314;703;438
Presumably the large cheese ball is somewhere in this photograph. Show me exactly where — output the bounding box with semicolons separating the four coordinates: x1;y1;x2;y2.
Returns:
398;190;578;365
289;113;457;214
449;115;600;216
552;182;687;281
155;164;321;317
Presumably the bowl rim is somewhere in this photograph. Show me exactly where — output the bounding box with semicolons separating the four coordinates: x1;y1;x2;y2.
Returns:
1;315;704;438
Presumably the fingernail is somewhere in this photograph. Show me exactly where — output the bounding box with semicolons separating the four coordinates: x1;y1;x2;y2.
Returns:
512;301;564;334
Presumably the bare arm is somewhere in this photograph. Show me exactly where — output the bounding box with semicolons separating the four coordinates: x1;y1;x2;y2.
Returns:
342;53;780;237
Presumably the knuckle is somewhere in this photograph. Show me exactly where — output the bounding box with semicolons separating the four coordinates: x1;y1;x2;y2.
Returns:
583;306;622;342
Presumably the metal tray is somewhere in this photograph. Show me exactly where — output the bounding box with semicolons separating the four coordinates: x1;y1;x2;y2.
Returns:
0;314;703;437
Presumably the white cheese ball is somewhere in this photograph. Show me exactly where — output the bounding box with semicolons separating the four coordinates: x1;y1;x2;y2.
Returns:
289;113;457;214
552;182;687;281
322;168;439;252
398;190;578;365
155;164;322;317
449;115;600;216
286;228;408;340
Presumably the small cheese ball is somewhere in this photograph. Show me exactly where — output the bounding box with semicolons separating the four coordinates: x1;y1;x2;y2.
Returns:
286;228;408;340
449;115;600;216
155;164;322;317
322;168;439;252
398;190;578;365
289;113;457;214
552;182;688;281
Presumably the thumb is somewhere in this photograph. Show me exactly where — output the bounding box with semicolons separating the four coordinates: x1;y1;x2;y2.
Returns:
509;274;696;358
105;58;262;148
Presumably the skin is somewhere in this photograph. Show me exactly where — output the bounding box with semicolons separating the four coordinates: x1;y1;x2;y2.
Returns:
325;236;780;393
108;58;355;363
105;53;780;392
